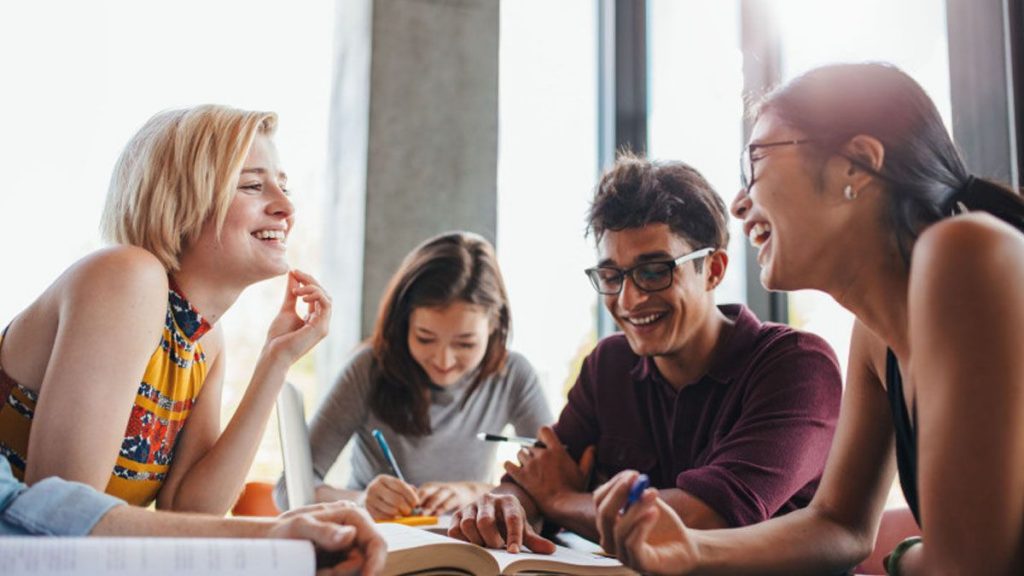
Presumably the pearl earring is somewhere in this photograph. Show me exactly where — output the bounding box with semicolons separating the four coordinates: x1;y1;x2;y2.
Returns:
843;184;858;200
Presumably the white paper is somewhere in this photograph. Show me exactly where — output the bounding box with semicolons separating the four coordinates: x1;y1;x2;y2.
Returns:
0;537;314;576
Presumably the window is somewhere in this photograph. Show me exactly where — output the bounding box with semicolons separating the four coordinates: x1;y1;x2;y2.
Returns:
497;0;600;416
648;0;748;306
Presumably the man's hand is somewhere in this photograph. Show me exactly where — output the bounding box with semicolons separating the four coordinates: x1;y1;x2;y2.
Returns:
448;492;557;555
363;474;420;520
504;426;595;517
594;470;699;576
271;501;387;576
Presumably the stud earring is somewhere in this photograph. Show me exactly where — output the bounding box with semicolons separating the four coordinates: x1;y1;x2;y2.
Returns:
843;184;858;200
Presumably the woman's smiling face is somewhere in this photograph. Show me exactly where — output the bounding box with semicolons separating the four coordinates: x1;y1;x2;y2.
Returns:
731;112;850;292
186;134;295;284
407;301;491;387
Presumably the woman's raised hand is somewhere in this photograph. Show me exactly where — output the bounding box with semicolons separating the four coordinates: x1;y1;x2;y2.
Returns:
264;269;332;366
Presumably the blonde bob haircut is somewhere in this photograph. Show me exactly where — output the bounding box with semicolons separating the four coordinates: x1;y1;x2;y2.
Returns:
101;105;278;271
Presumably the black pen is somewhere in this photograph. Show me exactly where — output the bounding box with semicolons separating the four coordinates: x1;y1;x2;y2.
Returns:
476;432;547;449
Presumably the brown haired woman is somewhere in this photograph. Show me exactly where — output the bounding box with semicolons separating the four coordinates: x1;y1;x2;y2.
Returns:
594;62;1024;575
277;231;553;520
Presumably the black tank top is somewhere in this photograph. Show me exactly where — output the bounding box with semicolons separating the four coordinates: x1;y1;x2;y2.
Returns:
886;349;921;525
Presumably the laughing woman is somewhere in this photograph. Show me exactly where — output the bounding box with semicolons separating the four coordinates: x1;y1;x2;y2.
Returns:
0;105;331;514
594;63;1024;575
277;231;553;520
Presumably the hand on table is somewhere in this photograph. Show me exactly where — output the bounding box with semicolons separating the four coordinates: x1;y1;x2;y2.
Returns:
448;492;556;554
417;481;491;516
272;501;386;576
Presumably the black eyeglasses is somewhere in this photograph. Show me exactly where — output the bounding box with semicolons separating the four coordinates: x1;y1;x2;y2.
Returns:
584;248;714;295
740;139;814;190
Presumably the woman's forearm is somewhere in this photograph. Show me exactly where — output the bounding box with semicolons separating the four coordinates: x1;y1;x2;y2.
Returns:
690;507;869;576
170;352;289;514
92;504;273;537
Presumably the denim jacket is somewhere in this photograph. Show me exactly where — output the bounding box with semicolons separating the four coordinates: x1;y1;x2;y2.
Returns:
0;456;123;535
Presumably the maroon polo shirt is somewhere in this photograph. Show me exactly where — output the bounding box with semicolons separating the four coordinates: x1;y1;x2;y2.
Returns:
554;304;842;528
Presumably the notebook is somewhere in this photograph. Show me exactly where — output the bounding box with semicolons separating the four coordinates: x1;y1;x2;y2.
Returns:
377;522;637;575
1;537;313;576
277;380;316;510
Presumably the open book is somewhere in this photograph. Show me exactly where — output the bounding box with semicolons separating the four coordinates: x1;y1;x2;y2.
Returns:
378;523;638;576
1;537;313;576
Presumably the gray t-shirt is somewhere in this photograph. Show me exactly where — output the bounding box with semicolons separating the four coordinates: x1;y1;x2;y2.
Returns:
278;347;552;506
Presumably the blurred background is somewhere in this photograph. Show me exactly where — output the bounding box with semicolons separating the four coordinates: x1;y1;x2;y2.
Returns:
1;0;1020;511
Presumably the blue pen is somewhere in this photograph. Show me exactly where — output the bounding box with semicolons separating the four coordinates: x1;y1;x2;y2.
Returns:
371;429;406;481
622;473;650;513
372;429;422;515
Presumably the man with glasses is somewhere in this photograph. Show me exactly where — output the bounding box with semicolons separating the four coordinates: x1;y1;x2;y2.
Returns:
449;154;842;554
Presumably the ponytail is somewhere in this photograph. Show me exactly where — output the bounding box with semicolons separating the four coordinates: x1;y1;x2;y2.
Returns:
945;176;1024;233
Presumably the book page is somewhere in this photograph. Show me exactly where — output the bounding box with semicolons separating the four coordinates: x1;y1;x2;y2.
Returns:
376;522;461;551
492;544;637;576
376;523;498;575
376;523;636;576
0;537;314;576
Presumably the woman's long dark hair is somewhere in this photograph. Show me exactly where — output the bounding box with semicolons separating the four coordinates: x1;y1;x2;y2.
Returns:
759;62;1023;264
368;231;511;436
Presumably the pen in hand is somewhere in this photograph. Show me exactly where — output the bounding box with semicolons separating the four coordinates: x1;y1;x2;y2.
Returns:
621;473;650;514
371;428;422;515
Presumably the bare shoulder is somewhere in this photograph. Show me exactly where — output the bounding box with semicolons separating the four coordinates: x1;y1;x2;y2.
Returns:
55;246;169;330
67;245;167;284
59;246;167;302
912;213;1024;283
909;213;1024;380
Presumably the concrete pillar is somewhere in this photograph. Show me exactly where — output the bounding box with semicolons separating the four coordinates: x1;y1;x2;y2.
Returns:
321;0;500;384
947;0;1020;186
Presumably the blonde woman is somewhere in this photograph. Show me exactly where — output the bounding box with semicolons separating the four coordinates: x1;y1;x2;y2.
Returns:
0;105;331;514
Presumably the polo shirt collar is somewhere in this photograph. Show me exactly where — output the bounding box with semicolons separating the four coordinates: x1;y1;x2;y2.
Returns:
705;304;760;382
628;304;760;386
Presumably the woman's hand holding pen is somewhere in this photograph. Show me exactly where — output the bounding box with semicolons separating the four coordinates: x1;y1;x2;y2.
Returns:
363;474;420;520
594;470;699;575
